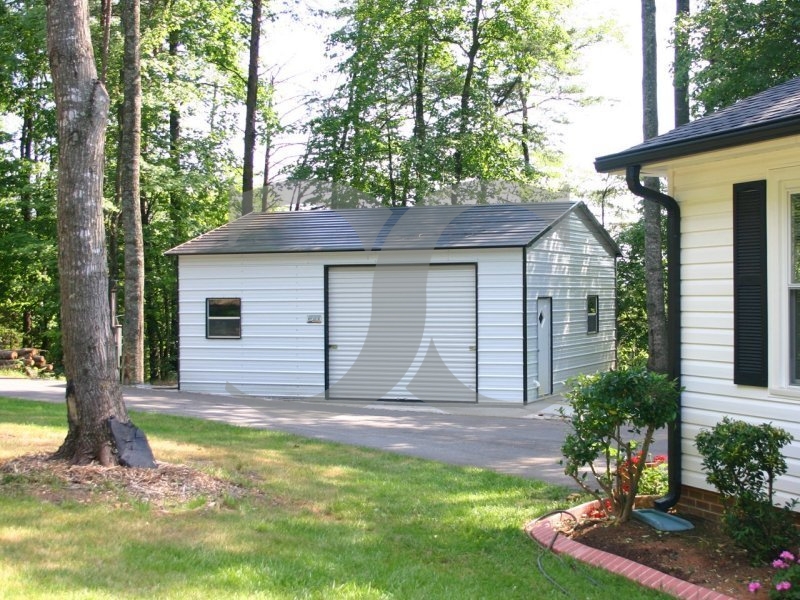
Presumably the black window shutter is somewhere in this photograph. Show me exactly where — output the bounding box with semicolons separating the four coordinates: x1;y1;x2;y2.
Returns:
733;180;768;387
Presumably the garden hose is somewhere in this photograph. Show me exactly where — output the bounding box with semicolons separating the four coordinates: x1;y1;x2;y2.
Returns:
527;509;601;598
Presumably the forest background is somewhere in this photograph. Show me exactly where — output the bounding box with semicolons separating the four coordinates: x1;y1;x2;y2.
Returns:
1;0;796;384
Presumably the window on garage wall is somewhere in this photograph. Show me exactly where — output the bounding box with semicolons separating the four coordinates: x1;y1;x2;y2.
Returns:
587;295;599;334
206;298;241;339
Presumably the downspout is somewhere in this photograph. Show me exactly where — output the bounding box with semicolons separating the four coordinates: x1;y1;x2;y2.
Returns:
625;165;682;512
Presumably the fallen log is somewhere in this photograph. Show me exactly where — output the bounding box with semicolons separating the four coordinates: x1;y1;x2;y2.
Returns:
32;355;46;367
0;350;18;360
0;359;22;369
14;348;39;358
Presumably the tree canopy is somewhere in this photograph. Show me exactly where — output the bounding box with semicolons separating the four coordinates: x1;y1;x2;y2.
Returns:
678;0;800;114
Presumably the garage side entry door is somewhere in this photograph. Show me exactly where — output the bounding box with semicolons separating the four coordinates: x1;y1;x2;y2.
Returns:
327;264;477;402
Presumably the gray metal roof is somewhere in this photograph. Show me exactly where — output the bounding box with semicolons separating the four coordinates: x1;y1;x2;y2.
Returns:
166;202;619;256
595;76;800;172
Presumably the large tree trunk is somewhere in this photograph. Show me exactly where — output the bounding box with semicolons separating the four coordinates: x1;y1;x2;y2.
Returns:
120;0;145;384
641;0;669;374
242;0;261;215
47;0;138;465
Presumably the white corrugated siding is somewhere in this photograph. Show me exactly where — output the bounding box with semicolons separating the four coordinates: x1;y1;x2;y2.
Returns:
650;136;800;506
327;264;476;401
525;211;617;398
177;247;525;402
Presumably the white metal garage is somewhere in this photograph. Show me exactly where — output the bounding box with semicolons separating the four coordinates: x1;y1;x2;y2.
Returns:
167;202;619;404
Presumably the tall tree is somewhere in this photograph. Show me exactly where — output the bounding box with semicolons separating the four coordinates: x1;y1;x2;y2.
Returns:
678;0;800;114
47;0;147;464
673;0;690;127
300;0;589;205
120;0;145;384
641;0;668;374
242;0;262;214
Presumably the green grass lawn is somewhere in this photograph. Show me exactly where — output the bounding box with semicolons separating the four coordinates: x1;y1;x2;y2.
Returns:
0;397;670;599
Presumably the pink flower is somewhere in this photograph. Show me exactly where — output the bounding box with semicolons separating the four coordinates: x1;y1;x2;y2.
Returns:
780;551;796;562
776;581;792;591
748;581;762;593
773;559;789;569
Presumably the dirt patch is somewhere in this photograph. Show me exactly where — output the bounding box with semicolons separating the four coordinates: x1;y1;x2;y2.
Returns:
566;514;773;599
0;453;246;509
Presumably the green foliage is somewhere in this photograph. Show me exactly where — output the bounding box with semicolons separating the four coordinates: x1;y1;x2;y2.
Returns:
677;0;800;115
299;0;606;204
0;327;22;349
0;0;242;378
615;217;648;359
695;418;799;562
636;457;669;496
561;366;680;523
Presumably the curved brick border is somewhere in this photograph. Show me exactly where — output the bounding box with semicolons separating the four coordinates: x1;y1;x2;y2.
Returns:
524;501;737;600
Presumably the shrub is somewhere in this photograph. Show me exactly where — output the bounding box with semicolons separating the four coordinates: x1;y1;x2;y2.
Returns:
636;455;669;496
696;418;799;563
561;366;680;523
748;549;800;598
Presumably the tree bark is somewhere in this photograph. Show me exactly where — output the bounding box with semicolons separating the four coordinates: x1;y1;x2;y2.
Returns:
674;0;690;127
47;0;133;465
242;0;261;215
641;0;669;373
120;0;145;384
453;0;483;188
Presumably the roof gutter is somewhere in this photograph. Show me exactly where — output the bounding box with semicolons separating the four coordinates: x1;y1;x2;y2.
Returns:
597;117;800;172
625;165;682;512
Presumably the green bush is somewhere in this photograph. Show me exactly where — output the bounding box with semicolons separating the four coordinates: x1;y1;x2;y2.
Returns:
0;326;22;349
561;366;680;523
695;418;799;563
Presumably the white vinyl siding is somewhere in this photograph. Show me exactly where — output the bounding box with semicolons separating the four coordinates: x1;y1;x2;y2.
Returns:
327;264;476;401
525;211;616;398
650;137;800;507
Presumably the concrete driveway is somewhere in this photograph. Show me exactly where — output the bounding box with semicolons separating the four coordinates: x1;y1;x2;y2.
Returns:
0;378;642;489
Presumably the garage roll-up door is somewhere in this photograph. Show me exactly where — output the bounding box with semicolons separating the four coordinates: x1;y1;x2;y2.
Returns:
327;264;477;401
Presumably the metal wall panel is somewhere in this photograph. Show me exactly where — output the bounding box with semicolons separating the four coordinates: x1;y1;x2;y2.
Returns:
327;264;477;402
177;248;525;402
526;211;617;397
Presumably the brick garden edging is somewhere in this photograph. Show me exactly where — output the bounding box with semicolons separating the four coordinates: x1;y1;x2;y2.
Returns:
524;500;737;600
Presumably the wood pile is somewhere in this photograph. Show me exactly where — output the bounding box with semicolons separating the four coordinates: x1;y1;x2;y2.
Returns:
0;348;55;377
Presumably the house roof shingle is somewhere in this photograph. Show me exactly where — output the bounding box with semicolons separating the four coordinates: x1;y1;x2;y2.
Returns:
166;202;619;257
595;76;800;172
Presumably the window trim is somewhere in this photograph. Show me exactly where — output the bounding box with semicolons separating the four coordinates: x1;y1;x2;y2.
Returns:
790;192;800;384
587;294;599;334
206;297;242;339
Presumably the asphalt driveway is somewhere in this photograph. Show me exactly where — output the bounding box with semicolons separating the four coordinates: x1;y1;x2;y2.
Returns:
0;378;646;489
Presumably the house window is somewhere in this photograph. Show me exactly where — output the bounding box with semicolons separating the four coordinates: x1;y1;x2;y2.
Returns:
206;298;241;339
791;194;800;383
587;295;599;334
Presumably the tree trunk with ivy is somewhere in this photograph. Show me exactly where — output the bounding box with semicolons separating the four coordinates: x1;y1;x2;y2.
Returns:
47;0;151;466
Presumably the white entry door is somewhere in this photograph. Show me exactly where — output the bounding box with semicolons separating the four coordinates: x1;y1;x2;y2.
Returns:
327;264;476;401
537;297;552;396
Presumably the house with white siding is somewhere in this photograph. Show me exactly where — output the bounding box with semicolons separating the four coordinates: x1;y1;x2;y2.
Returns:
595;76;800;515
166;202;618;404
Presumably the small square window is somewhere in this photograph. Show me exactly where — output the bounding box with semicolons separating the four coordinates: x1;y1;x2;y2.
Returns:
206;298;241;339
587;295;599;334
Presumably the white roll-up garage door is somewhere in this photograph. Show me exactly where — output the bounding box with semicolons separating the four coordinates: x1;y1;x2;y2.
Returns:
327;264;477;401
